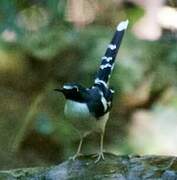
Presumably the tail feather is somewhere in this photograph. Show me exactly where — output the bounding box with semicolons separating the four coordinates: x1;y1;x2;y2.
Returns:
94;20;129;87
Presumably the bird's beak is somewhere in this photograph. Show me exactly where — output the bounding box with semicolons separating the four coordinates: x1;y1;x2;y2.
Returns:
54;88;63;92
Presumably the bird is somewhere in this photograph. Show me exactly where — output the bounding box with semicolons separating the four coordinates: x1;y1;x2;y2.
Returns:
55;20;129;163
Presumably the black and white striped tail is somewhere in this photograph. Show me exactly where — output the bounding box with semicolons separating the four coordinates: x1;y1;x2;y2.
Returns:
94;20;129;87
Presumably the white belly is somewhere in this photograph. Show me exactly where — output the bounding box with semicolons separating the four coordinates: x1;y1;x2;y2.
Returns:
64;100;90;118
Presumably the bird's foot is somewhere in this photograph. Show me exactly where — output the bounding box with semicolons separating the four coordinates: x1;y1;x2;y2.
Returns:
93;151;105;163
70;153;83;161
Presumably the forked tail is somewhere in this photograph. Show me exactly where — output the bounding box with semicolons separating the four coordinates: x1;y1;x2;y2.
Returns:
94;20;129;87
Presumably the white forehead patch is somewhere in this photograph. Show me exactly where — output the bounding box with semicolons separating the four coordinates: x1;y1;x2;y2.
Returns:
63;85;78;90
63;85;73;89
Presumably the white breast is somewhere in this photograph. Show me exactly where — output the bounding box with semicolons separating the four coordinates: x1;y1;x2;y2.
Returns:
64;100;110;136
64;100;90;118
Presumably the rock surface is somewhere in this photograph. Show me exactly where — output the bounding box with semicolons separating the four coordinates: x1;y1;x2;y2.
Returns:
0;153;177;180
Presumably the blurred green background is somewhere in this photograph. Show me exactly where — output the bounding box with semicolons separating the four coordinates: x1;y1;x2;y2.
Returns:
0;0;177;170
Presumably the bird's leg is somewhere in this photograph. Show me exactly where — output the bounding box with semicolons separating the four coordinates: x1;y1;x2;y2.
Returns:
71;137;83;160
94;131;105;163
71;131;91;160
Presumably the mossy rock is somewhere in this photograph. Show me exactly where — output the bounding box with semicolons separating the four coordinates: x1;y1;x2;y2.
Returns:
0;153;177;179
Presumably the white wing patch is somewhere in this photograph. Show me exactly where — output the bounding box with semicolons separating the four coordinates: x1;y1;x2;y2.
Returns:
99;91;108;112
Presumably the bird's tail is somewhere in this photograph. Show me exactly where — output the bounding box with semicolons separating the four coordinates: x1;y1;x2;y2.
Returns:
94;20;129;88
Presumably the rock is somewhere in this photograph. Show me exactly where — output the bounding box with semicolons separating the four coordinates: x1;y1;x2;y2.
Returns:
0;153;177;179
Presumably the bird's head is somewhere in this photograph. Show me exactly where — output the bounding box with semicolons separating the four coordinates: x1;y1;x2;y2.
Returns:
54;83;86;101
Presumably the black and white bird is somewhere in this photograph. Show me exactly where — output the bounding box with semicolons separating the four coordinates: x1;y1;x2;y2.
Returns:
55;20;128;163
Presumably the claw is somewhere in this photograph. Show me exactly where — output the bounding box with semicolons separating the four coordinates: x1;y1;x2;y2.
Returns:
93;152;105;163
